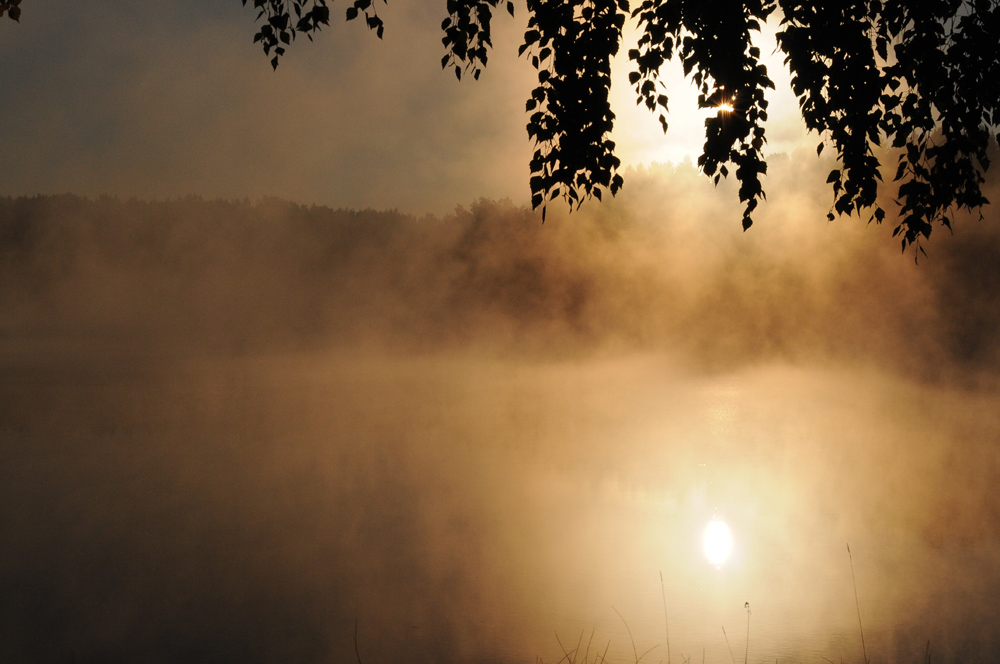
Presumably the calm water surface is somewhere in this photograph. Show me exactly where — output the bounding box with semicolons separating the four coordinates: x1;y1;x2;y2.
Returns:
3;348;999;664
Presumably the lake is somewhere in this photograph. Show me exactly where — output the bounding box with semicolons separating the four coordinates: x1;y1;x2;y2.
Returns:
4;343;998;664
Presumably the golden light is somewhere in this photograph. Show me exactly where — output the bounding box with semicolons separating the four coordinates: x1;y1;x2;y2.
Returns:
611;22;813;166
703;519;733;566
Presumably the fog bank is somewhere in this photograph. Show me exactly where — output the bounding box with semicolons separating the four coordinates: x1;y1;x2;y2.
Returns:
3;163;1000;664
3;162;999;381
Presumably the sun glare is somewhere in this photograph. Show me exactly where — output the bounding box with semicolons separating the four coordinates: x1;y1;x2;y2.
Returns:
704;520;733;566
612;22;811;166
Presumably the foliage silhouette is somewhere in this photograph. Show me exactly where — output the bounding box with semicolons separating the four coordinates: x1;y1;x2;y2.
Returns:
0;0;21;22
243;0;1000;252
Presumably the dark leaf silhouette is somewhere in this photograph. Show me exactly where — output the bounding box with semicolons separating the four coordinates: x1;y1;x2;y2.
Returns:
240;0;385;71
0;0;21;22
441;1;508;82
239;0;999;249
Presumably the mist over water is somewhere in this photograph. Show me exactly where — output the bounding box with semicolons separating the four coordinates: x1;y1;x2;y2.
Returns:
3;160;1000;664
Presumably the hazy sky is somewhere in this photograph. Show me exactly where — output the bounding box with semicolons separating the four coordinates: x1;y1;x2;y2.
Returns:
0;1;810;215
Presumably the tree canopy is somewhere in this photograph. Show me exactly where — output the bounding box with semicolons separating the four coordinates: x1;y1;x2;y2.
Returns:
238;0;1000;253
9;1;1000;252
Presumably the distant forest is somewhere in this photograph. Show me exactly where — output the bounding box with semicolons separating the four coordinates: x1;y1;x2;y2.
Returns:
1;194;998;381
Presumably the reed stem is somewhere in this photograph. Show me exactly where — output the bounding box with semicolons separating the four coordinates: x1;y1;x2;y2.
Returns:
723;626;737;664
661;571;671;664
744;603;751;664
847;544;869;664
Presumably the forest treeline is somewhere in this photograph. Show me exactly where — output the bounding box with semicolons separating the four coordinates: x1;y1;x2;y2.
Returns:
1;191;998;381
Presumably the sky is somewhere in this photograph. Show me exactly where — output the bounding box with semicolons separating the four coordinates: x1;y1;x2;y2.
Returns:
0;0;810;215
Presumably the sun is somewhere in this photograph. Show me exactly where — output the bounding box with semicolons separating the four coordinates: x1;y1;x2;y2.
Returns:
703;519;733;566
611;22;810;166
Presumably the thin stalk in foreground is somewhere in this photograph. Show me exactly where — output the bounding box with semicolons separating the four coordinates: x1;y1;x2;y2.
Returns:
613;606;657;664
723;626;737;664
847;543;869;664
660;571;671;664
354;618;362;664
744;602;751;664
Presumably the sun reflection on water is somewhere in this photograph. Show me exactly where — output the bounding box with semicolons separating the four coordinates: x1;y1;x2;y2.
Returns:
704;519;733;566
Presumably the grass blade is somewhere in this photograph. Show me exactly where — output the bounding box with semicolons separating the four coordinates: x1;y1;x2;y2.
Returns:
847;544;869;664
